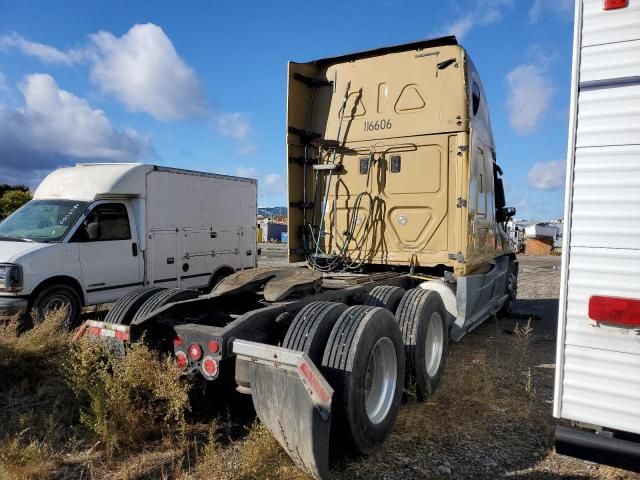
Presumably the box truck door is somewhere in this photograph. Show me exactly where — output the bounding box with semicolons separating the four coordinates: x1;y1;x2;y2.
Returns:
148;230;179;288
72;202;143;304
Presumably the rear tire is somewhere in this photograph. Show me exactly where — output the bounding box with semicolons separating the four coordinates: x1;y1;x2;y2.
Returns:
104;287;165;325
499;258;518;316
364;286;405;313
131;288;199;324
31;284;81;329
396;288;448;401
283;301;347;363
322;305;404;455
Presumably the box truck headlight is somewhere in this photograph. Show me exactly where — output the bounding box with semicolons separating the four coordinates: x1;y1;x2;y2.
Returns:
0;264;23;292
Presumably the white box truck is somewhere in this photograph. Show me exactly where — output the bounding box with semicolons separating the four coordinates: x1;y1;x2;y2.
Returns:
554;0;640;471
0;163;257;327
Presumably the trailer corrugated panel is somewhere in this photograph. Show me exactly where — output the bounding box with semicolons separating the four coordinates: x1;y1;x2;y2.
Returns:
554;0;640;437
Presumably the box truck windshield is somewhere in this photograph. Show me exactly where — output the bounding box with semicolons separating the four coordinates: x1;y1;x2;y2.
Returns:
0;200;87;243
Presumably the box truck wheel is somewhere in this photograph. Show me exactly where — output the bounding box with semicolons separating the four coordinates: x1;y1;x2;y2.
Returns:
396;289;448;401
283;301;347;363
322;305;404;455
364;286;406;313
31;284;81;329
104;287;165;325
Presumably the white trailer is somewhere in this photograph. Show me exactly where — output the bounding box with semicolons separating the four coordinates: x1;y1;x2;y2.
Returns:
0;163;256;326
554;0;640;471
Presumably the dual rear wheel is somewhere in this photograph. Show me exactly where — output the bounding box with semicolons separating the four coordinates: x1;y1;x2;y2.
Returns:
282;286;449;456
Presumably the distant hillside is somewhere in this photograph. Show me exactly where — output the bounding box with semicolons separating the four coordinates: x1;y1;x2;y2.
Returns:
258;207;287;217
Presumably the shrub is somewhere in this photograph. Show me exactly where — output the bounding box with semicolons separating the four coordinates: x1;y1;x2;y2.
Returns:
68;339;190;452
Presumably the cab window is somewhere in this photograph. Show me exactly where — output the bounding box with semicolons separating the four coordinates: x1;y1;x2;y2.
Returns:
472;81;481;116
71;203;131;242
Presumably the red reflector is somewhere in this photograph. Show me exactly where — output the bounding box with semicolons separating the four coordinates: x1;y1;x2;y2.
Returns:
115;330;129;341
208;340;220;353
188;343;202;361
603;0;628;9
173;335;183;347
202;356;218;377
175;351;188;370
89;326;101;336
589;295;640;326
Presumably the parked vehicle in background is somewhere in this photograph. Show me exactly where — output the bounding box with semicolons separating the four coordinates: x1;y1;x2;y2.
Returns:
554;0;640;472
0;163;256;327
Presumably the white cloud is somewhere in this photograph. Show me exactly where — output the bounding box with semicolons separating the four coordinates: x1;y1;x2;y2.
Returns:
443;0;513;40
506;62;555;134
235;166;257;178
89;24;206;121
0;73;152;185
214;112;251;140
0;32;88;65
528;160;566;190
0;25;255;145
263;173;286;194
237;143;257;156
529;0;573;23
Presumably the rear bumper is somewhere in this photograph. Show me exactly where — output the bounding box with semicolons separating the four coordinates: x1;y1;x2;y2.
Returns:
555;426;640;473
0;296;28;316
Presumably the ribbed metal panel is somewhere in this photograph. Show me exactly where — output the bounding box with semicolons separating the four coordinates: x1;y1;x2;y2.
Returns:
582;0;640;46
570;145;640;248
581;39;640;83
561;344;640;434
565;247;640;356
575;84;640;147
555;0;640;432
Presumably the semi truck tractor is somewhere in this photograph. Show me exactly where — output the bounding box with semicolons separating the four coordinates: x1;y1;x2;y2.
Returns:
79;36;517;479
553;0;640;472
0;164;256;327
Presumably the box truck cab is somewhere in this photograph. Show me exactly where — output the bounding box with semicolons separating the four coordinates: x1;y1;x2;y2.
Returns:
0;163;257;326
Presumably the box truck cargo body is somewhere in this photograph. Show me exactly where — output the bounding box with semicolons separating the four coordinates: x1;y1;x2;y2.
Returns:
554;0;640;472
0;163;256;326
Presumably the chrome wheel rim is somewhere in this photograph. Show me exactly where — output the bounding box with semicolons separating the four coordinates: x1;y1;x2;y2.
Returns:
43;294;71;318
425;312;444;377
364;337;397;424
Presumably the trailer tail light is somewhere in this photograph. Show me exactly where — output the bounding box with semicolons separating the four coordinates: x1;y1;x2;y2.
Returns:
208;340;220;354
588;295;640;326
603;0;628;9
175;351;188;370
188;343;202;361
202;356;219;378
173;335;183;347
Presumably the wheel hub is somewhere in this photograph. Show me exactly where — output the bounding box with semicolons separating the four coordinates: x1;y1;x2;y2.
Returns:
364;337;397;424
425;312;444;377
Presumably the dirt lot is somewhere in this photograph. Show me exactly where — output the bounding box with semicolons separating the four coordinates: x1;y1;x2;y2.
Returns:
256;244;638;480
2;246;638;479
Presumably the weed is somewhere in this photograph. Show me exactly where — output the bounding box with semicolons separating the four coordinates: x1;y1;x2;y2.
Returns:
68;339;190;452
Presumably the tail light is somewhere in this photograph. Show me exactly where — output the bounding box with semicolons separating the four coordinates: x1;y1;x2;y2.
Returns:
202;356;219;378
175;351;188;370
188;343;202;361
589;295;640;326
173;335;183;347
603;0;628;9
208;340;220;354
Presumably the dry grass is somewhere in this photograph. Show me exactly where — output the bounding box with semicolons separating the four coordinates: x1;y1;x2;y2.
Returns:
67;339;189;452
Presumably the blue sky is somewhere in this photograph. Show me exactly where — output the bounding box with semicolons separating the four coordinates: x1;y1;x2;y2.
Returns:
0;0;573;218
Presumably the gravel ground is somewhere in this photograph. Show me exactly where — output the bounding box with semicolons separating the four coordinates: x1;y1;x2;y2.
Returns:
256;245;638;480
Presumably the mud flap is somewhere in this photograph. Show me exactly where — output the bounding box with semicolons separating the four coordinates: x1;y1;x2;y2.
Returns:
232;340;333;479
